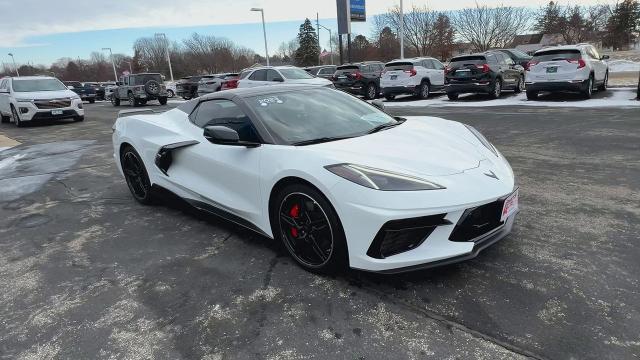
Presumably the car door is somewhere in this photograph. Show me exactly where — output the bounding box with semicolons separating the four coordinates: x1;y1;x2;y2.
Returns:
496;53;516;87
0;79;9;116
118;76;129;98
266;69;285;84
589;46;606;82
168;99;263;226
430;59;446;86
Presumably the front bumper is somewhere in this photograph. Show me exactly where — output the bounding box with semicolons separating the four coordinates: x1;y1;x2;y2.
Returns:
525;79;589;92
15;99;84;121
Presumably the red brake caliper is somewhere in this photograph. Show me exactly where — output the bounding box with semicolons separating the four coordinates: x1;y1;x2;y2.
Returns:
290;204;300;237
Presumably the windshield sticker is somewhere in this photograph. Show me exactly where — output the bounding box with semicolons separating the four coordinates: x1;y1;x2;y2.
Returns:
258;97;284;107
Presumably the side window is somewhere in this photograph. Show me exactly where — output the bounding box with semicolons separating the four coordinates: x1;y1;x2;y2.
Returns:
432;59;445;70
496;53;507;65
124;77;129;86
191;100;259;142
486;54;497;64
423;60;435;69
266;69;283;82
249;70;267;81
0;79;5;90
590;47;600;60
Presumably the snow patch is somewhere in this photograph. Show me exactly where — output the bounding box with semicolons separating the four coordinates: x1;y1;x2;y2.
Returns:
607;59;640;73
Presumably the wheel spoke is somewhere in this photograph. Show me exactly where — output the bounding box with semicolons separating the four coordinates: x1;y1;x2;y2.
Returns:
308;235;328;262
280;213;299;228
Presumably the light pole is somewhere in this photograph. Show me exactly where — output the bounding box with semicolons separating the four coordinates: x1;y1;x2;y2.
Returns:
251;8;270;66
155;33;174;82
102;48;118;81
8;53;19;76
124;61;133;74
318;24;334;65
399;0;404;59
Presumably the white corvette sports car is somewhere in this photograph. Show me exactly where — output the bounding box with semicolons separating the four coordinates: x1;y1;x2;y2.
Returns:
112;85;518;273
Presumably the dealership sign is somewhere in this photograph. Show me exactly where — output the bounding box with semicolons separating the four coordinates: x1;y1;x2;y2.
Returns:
337;0;366;34
350;0;366;22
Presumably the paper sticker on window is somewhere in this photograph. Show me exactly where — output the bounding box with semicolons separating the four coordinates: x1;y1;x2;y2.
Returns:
258;97;284;107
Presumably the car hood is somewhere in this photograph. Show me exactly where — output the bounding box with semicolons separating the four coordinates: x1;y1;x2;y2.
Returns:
14;90;77;100
307;117;488;177
288;77;332;86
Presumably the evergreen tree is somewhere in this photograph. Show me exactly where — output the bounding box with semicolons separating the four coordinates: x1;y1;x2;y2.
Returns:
534;1;564;34
605;0;640;49
377;27;400;62
294;19;320;67
432;14;455;61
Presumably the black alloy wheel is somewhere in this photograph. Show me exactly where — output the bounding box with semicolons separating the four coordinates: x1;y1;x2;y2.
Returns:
11;106;23;127
365;83;377;100
491;79;502;99
274;184;347;273
120;146;153;204
583;76;594;99
598;72;608;91
417;82;430;99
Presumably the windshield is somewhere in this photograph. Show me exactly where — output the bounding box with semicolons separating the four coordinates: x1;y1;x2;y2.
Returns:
533;49;581;62
247;88;397;145
131;75;163;85
279;68;314;80
14;79;67;92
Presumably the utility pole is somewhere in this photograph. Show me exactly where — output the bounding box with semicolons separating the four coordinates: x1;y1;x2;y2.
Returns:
251;8;270;66
8;53;19;76
155;33;174;82
400;0;404;59
317;13;321;65
102;48;117;81
318;24;334;65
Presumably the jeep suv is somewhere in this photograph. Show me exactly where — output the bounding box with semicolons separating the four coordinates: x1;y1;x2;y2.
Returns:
525;44;609;100
445;51;525;100
111;73;168;107
64;81;97;103
380;57;445;100
332;62;385;100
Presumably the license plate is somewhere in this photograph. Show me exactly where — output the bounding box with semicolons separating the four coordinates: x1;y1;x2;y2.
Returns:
456;69;471;76
546;67;558;73
51;109;63;115
390;75;398;80
500;189;519;222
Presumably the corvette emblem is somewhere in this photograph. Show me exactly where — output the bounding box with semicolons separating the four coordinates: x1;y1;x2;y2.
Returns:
484;170;499;180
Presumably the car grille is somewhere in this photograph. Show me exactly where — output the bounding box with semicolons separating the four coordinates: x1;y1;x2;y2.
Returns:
449;199;505;242
34;98;71;109
367;214;450;259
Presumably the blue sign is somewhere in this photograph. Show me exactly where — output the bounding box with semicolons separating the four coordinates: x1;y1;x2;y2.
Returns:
350;0;366;22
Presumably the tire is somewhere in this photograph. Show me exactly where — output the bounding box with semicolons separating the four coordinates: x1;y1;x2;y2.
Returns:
490;78;502;99
120;145;153;205
364;83;378;100
598;72;608;91
74;116;84;122
158;97;168;105
526;90;538;100
514;76;525;93
582;75;594;99
167;90;175;98
89;98;95;104
11;106;24;128
384;94;396;101
112;95;120;107
182;95;192;101
417;81;430;100
128;93;139;107
0;113;9;124
144;80;161;95
447;92;459;101
271;183;348;274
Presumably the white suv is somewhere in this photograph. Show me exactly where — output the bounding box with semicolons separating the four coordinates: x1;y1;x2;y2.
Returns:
238;66;332;88
525;44;609;100
380;57;445;100
0;76;84;127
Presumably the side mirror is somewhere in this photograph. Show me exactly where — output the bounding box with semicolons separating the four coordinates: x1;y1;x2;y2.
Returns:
371;99;386;112
601;55;610;60
203;126;260;148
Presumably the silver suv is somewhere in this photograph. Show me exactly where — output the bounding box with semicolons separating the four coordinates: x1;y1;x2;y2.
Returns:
525;44;609;100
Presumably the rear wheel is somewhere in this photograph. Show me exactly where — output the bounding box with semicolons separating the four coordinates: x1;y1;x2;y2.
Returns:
447;92;459;101
0;112;9;123
384;94;396;101
167;90;175;98
582;76;594;99
364;83;378;100
526;90;538;100
89;98;95;104
11;106;24;128
598;72;608;91
158;97;168;105
112;95;120;106
490;79;502;99
271;184;348;274
417;81;430;99
120;146;153;205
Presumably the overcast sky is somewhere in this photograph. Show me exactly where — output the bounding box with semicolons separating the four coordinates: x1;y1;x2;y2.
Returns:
0;0;616;66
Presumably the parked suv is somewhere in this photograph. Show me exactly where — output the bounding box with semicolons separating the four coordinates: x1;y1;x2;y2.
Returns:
64;81;97;103
525;44;609;100
111;73;168;107
197;73;240;97
637;72;640;99
332;62;385;100
176;76;203;100
380;57;445;100
0;76;84;127
237;66;332;88
445;51;525;100
304;65;337;80
496;49;532;68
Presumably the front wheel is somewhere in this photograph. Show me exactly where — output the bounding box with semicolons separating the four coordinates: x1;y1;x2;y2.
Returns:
158;97;168;105
417;82;430;99
112;95;120;106
271;184;348;274
167;90;175;98
514;76;525;93
120;146;153;205
384;94;396;101
128;93;139;107
490;79;502;99
11;106;24;128
526;90;538;100
89;98;95;104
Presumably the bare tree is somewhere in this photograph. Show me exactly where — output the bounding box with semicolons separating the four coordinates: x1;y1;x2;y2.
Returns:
383;5;440;56
452;3;531;52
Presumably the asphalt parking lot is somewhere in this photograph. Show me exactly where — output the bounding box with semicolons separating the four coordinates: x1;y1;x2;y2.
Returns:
1;96;639;360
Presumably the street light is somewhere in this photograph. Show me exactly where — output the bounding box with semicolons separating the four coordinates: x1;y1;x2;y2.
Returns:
251;8;270;66
400;0;404;59
124;61;133;74
155;33;174;82
102;48;118;81
317;24;334;65
7;53;19;76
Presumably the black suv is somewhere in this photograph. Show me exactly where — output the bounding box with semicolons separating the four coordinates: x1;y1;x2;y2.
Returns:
332;62;384;100
445;51;525;100
496;49;532;68
64;81;97;103
176;76;202;100
111;73;168;107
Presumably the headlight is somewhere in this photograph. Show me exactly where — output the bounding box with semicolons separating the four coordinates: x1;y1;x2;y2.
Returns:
325;164;445;191
464;124;498;157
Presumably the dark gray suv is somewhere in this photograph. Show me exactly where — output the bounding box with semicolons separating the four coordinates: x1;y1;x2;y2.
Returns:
112;73;169;107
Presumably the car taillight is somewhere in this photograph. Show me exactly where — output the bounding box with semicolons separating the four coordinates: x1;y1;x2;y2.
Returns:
568;59;586;69
476;64;490;73
525;61;539;71
404;68;417;77
351;71;363;80
445;66;453;74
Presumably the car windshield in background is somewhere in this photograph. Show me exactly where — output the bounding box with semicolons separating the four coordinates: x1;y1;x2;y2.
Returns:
14;79;67;92
385;62;413;71
279;68;314;80
131;75;163;85
247;88;397;144
508;49;531;58
450;56;486;66
533;50;581;62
